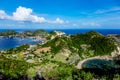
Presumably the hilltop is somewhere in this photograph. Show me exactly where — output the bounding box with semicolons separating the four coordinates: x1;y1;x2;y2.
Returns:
0;30;120;80
43;31;116;57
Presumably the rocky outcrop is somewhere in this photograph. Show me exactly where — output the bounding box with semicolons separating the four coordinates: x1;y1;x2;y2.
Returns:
111;47;120;57
108;34;120;44
33;71;45;80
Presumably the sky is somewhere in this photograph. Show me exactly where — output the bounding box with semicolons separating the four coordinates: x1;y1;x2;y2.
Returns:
0;0;120;29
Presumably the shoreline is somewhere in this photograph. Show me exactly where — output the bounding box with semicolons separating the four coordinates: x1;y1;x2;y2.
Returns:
0;36;45;51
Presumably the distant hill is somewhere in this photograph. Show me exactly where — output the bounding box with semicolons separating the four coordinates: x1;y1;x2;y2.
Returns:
0;30;18;36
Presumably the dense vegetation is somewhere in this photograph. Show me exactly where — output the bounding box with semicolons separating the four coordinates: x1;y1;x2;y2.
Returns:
0;30;18;36
0;57;32;79
0;30;119;80
0;30;51;39
43;31;117;58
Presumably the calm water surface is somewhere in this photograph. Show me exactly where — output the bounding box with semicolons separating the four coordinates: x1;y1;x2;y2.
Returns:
0;37;40;50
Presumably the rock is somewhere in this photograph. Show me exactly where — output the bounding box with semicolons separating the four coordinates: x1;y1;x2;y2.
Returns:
111;47;120;57
33;71;45;80
0;74;3;79
20;75;32;80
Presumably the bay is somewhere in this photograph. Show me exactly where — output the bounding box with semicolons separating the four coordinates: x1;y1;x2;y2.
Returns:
0;37;40;50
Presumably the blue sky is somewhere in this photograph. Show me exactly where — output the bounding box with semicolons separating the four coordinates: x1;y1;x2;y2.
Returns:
0;0;120;29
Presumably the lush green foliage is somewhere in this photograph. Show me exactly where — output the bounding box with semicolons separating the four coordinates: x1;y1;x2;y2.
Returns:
45;64;75;80
0;30;18;36
33;30;50;38
0;30;51;38
0;58;32;78
43;37;68;54
43;31;117;57
0;30;118;79
90;37;116;55
6;44;30;54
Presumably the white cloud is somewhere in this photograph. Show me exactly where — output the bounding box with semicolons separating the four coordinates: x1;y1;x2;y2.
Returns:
12;6;46;23
0;6;65;24
0;10;10;19
95;7;120;14
82;22;101;27
13;6;32;20
30;16;46;23
73;24;79;27
47;17;65;24
66;20;69;23
55;18;64;24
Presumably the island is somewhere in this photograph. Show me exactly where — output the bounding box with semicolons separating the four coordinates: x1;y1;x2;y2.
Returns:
0;30;120;80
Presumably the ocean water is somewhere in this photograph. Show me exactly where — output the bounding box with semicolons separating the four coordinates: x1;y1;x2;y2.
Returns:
82;59;117;69
46;29;120;35
0;29;120;35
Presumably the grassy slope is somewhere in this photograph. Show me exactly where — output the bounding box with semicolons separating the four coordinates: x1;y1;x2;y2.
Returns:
0;31;118;79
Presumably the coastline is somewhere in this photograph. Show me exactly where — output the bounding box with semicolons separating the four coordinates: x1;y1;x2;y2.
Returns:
0;29;120;35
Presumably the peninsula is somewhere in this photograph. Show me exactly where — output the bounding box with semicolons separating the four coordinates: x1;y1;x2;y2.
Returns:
0;30;120;80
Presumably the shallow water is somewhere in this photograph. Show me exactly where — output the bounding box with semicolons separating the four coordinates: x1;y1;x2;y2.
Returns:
82;59;118;69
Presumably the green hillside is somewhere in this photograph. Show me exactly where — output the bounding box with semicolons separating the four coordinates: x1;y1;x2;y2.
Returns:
43;31;116;58
0;31;119;80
